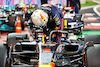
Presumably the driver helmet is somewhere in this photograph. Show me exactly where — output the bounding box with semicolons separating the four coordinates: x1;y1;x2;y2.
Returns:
31;9;49;27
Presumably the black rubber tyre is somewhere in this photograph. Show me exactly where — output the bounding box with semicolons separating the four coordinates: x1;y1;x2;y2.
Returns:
21;21;24;30
84;34;100;44
86;45;100;67
0;43;7;67
8;14;17;27
84;35;100;67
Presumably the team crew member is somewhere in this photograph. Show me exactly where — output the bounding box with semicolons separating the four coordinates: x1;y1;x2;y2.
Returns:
67;0;81;14
41;0;48;4
31;4;64;43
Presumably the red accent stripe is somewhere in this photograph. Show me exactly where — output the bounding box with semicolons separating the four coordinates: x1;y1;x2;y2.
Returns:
57;50;59;52
83;19;99;22
85;51;87;66
83;14;94;17
43;48;51;52
61;18;64;30
84;25;100;29
40;13;44;19
57;35;59;44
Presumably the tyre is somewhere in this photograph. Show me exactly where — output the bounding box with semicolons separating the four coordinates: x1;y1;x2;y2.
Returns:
21;21;24;30
84;34;100;44
86;45;100;67
0;43;7;67
8;14;25;30
84;34;100;67
8;14;17;27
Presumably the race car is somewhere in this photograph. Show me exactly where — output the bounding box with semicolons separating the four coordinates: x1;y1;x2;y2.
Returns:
2;5;16;12
62;6;82;21
0;4;38;32
15;4;38;21
0;10;25;32
55;5;84;35
0;10;14;31
0;4;98;67
0;27;100;67
62;7;84;35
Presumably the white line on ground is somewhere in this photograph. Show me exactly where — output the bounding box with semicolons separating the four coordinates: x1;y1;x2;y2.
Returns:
87;23;100;26
92;0;100;4
91;23;100;26
93;5;100;16
86;17;99;20
81;5;98;10
84;13;95;15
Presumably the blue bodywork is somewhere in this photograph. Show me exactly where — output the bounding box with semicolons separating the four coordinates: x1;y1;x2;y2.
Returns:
0;5;16;31
2;6;16;11
0;21;13;31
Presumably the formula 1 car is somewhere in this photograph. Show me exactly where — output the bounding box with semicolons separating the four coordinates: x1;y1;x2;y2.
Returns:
1;28;100;67
15;4;38;21
0;10;25;31
0;30;82;67
57;6;84;35
62;6;82;21
0;5;96;67
0;4;37;32
2;5;16;12
1;18;100;67
56;4;82;21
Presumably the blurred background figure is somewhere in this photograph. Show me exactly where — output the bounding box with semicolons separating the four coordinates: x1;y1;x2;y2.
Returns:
56;4;63;10
19;0;24;7
67;0;81;14
41;0;48;4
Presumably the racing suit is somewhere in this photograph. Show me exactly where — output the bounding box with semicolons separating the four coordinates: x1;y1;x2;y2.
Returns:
39;4;64;44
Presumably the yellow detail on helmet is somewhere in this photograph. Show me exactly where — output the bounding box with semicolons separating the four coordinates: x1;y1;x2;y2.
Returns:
40;13;47;23
55;17;59;21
